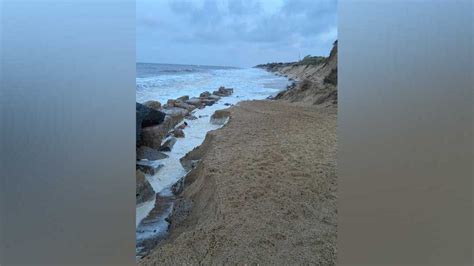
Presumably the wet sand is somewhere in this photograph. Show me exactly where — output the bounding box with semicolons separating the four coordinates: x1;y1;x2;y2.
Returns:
139;100;337;265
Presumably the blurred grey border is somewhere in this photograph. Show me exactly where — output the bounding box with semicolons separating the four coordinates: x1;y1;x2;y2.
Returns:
1;0;135;264
338;0;472;265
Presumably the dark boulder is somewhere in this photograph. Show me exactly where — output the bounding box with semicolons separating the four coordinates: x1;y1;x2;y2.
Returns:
136;102;166;144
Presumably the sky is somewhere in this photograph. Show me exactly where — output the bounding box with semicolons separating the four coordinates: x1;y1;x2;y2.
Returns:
136;0;337;67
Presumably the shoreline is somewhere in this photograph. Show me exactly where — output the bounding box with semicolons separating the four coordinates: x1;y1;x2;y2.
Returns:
135;87;237;257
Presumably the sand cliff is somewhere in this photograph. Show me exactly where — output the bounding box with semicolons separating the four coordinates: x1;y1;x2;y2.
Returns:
258;40;338;106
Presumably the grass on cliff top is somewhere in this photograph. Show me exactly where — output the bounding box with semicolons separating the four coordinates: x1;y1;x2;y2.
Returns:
255;55;326;69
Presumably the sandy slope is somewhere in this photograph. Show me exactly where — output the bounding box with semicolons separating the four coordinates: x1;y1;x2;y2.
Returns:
140;100;337;265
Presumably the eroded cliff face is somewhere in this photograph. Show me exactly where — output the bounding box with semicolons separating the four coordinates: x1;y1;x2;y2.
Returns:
258;40;338;107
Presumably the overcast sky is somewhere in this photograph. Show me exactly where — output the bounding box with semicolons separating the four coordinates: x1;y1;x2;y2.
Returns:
136;0;337;67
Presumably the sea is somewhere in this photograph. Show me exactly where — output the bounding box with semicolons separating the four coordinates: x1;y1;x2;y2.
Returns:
135;63;289;258
136;63;289;104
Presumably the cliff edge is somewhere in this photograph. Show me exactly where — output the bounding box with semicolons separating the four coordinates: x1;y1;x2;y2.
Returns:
256;40;337;106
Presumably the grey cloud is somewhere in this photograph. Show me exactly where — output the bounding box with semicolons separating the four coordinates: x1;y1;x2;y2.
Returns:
164;0;335;44
136;0;337;66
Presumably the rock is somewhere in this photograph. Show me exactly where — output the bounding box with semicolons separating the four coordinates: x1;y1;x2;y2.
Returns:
186;97;202;107
208;94;221;100
167;99;177;107
174;101;196;111
224;103;232;106
136;103;166;144
159;137;177;152
136;170;154;205
177;123;187;130
210;109;231;125
198;115;209;118
173;128;185;138
136;160;164;175
143;100;162;110
185;115;198;120
171;176;185;195
162;106;189;117
136;146;169;161
136;103;166;128
177;95;189;102
200;91;211;98
141;125;168;149
141;112;184;149
212;86;233;97
200;98;217;106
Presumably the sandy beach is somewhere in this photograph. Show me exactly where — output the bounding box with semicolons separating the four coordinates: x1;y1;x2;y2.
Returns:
140;99;337;265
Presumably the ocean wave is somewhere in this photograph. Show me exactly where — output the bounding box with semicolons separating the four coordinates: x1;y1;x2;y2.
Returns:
159;68;196;73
